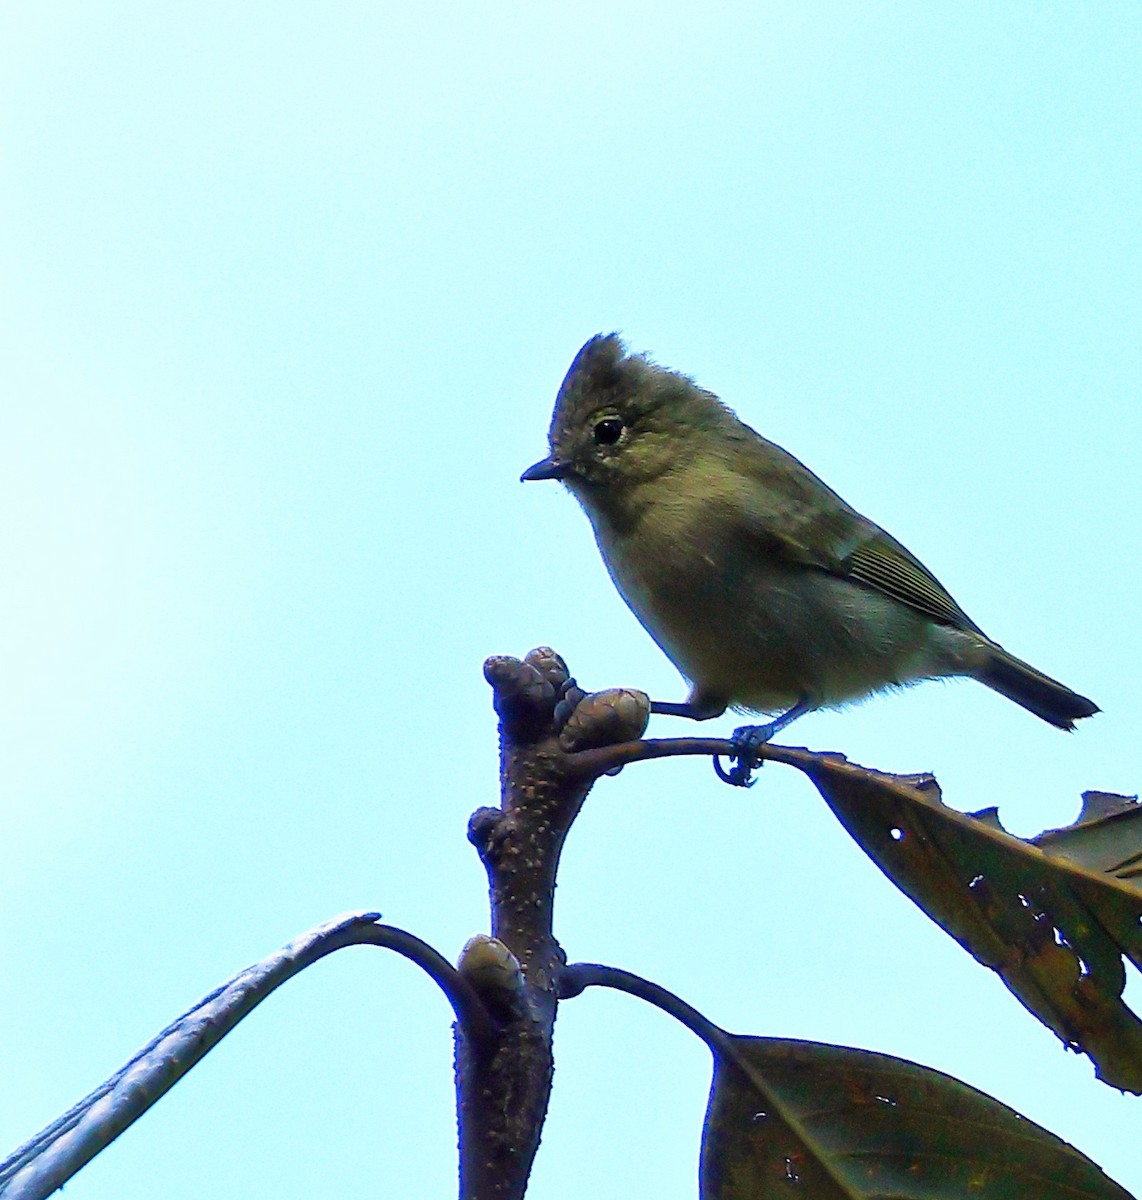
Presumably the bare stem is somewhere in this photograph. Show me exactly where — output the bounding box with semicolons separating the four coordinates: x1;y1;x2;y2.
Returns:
352;924;497;1045
457;651;824;1198
457;650;597;1200
558;962;728;1053
564;735;826;781
564;735;741;777
558;962;761;1081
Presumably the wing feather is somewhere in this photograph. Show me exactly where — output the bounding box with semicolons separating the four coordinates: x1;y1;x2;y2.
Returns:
727;432;982;635
846;535;982;634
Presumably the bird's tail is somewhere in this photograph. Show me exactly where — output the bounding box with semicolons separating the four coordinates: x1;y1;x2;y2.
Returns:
975;645;1099;731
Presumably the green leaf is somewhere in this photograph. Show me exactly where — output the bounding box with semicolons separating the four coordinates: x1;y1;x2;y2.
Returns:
702;1036;1134;1199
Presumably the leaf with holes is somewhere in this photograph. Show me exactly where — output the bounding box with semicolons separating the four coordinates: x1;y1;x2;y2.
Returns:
764;746;1142;1092
702;1036;1134;1199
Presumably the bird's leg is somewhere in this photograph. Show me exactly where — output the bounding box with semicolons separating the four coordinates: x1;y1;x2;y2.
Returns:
649;692;727;721
562;686;721;733
734;697;814;747
714;697;815;788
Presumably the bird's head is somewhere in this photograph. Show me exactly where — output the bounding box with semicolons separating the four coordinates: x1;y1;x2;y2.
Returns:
521;334;733;504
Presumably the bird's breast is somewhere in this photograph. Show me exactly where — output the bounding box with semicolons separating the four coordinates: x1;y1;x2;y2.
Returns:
589;489;937;713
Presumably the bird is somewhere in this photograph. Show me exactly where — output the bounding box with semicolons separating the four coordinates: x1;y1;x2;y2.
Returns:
521;334;1098;777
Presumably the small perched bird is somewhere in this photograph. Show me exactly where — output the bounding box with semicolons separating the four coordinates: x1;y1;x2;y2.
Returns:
521;334;1098;767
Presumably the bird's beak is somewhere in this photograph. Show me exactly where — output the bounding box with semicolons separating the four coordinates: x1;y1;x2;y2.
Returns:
520;456;571;482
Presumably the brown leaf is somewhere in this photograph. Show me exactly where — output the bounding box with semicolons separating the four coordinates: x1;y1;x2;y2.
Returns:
766;747;1142;1092
1033;792;1142;882
702;1036;1134;1199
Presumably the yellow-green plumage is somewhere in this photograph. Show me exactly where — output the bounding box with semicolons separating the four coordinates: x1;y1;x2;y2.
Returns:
522;334;1098;732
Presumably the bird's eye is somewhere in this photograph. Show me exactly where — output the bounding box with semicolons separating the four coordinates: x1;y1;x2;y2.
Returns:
592;417;624;446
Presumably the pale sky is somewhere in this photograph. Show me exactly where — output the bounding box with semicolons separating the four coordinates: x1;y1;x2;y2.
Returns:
2;4;1140;1196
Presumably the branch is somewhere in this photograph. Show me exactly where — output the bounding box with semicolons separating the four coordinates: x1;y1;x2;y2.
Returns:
460;651;808;1198
565;735;741;777
0;913;492;1200
558;961;734;1056
565;735;835;781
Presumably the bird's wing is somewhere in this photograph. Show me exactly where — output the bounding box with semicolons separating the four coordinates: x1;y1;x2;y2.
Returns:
843;529;983;634
732;436;983;635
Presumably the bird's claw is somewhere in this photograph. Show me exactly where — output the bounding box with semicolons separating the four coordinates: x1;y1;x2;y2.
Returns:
713;753;757;787
712;723;777;788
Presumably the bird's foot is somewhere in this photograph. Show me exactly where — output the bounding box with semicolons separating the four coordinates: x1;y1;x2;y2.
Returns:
712;698;813;787
713;724;775;787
